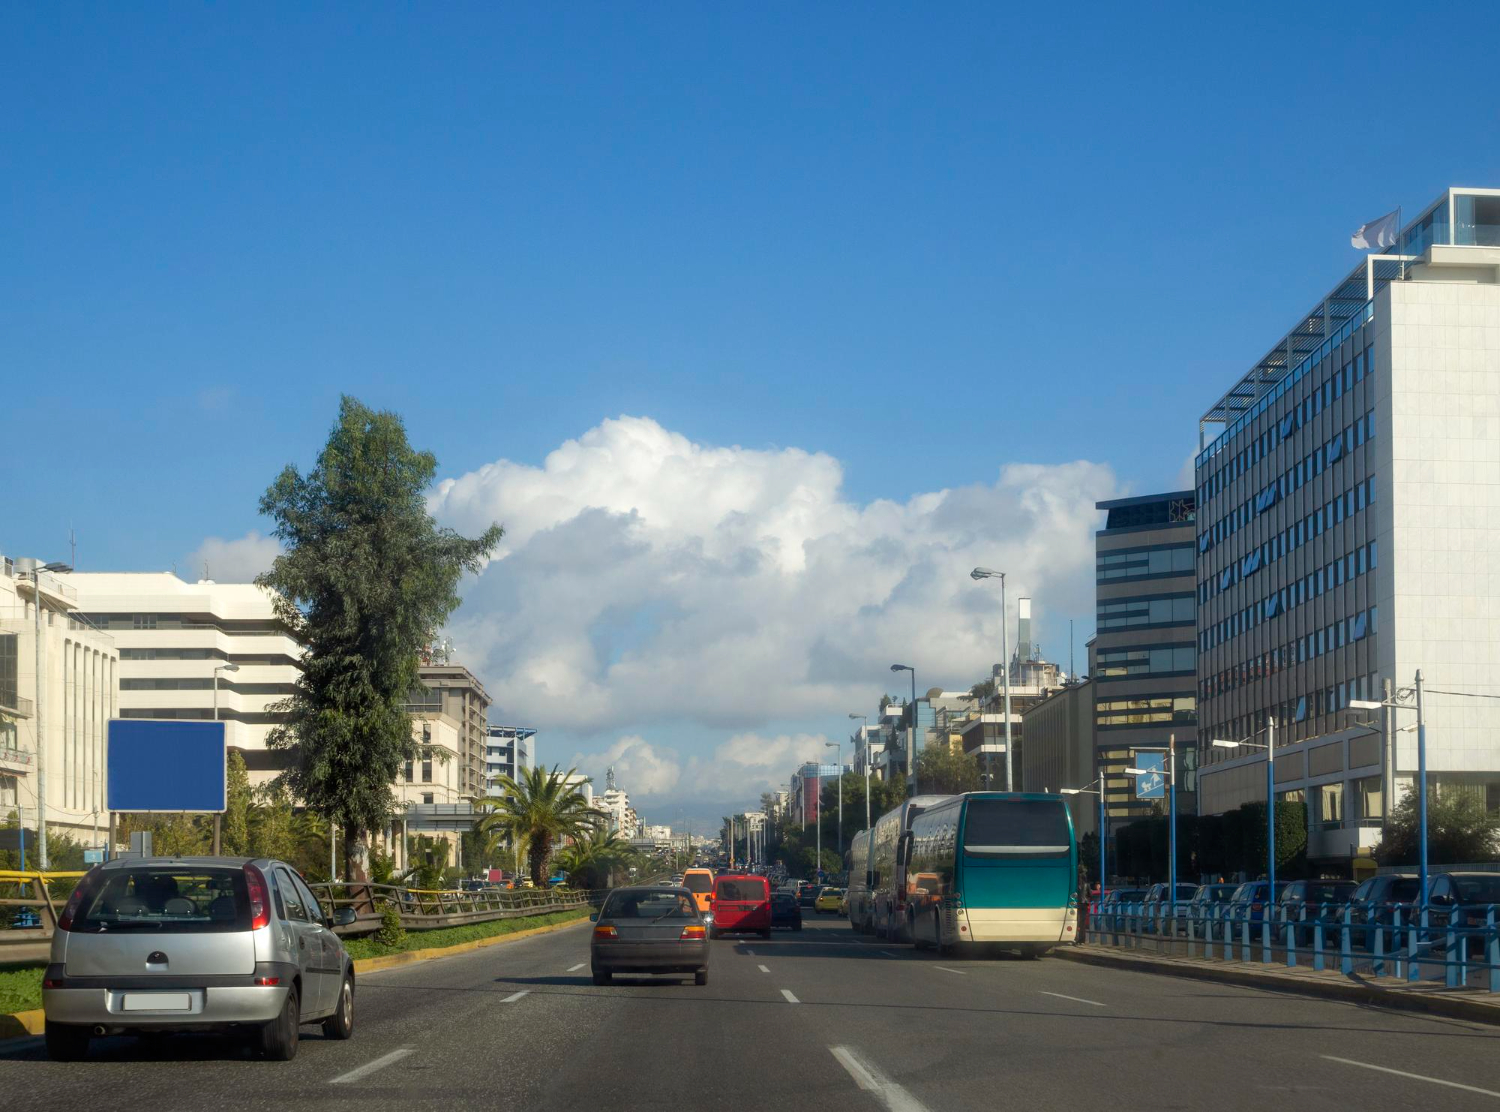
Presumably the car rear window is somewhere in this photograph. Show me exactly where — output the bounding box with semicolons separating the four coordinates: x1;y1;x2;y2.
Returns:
963;799;1071;855
1453;876;1500;903
682;873;712;894
603;891;696;919
1385;879;1419;901
715;879;767;901
1304;883;1355;903
73;867;250;933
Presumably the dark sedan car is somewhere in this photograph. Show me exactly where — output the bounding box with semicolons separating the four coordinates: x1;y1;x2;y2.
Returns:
771;889;802;931
1348;873;1418;952
1274;879;1356;946
589;887;709;986
1427;872;1500;956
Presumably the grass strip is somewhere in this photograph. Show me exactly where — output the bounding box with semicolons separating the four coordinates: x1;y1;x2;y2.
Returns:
0;963;46;1016
341;907;590;960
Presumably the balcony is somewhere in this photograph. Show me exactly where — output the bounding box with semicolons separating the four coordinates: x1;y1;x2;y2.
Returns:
0;747;34;775
0;691;33;718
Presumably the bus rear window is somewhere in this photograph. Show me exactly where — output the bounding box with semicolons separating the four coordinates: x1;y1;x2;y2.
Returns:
963;800;1070;855
715;879;767;901
683;873;712;894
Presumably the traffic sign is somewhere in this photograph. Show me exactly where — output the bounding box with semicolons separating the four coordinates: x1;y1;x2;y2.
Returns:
1134;752;1166;799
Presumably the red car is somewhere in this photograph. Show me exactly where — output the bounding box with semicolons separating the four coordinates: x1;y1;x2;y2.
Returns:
710;874;772;939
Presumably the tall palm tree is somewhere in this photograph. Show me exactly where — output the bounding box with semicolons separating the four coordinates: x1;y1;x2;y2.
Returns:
476;765;599;885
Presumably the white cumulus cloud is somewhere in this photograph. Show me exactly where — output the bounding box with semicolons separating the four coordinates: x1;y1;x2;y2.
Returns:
184;530;280;583
433;416;1125;763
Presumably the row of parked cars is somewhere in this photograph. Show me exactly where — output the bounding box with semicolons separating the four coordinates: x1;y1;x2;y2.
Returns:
1097;870;1500;954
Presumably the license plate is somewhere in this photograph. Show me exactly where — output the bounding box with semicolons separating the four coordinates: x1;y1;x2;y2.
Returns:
122;993;193;1012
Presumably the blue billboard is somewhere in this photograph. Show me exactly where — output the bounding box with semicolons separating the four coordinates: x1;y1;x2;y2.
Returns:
107;720;226;813
1133;752;1166;800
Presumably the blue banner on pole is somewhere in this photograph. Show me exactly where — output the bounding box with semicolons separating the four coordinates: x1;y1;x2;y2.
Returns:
107;720;227;813
1134;752;1166;799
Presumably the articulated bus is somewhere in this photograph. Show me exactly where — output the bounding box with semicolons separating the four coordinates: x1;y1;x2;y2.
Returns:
868;794;953;941
905;792;1077;957
845;829;874;932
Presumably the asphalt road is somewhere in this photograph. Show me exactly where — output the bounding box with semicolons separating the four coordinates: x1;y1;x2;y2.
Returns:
5;917;1500;1110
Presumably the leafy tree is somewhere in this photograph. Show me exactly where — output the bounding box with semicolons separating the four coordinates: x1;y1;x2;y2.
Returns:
222;750;252;855
257;396;501;882
477;765;599;885
1376;786;1500;866
914;745;982;795
553;828;636;889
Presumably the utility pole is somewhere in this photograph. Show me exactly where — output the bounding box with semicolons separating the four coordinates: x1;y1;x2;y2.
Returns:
1001;575;1014;792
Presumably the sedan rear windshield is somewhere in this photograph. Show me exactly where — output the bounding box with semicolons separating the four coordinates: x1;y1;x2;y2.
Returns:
963;800;1070;856
1453;876;1500;903
603;891;697;919
715;880;767;902
72;867;250;933
682;873;712;894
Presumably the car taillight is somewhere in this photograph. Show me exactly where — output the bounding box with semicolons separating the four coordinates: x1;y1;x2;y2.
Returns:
56;869;101;932
245;864;271;931
593;925;618;939
680;925;706;940
254;975;281;986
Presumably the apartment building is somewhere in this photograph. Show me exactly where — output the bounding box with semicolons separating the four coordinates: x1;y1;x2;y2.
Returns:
412;664;491;800
1;556;119;851
484;724;534;794
1194;186;1500;865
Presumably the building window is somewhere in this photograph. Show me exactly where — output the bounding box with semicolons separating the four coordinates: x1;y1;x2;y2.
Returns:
422;758;433;783
1318;782;1344;826
1355;777;1383;820
421;792;434;805
132;614;157;630
404;759;414;783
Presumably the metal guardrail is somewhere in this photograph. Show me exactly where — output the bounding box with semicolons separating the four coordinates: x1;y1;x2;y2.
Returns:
0;870;86;940
1086;898;1500;993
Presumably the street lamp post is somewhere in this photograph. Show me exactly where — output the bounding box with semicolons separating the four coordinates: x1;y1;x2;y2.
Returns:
890;664;917;793
212;662;241;856
825;740;842;859
1060;779;1106;901
1212;715;1278;953
848;713;870;829
1352;672;1429;910
970;568;1013;791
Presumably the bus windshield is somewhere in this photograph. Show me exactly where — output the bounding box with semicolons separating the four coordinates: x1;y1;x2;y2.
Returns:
963;800;1070;857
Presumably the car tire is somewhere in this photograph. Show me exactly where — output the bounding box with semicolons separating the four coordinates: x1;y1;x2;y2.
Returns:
592;968;612;986
322;974;354;1040
258;985;300;1061
694;970;708;986
44;1022;90;1062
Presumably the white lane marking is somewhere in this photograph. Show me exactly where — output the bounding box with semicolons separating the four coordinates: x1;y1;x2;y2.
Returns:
501;990;530;1003
1321;1056;1500;1099
933;965;966;975
781;988;800;1004
330;1047;415;1085
567;963;586;971
758;964;770;973
831;1046;930;1112
744;948;755;956
1039;991;1107;1008
879;950;899;957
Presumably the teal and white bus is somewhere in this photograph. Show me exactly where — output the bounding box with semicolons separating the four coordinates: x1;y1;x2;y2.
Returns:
904;792;1077;956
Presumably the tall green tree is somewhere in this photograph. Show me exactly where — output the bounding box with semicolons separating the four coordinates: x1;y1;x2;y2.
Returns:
1377;787;1500;866
553;828;636;889
476;765;599;885
914;744;982;795
257;396;501;881
222;750;252;855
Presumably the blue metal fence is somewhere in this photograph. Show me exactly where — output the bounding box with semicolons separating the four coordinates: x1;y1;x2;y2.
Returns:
1087;899;1500;993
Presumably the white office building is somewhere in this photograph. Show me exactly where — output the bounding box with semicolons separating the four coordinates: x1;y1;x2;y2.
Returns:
64;572;301;789
1194;186;1500;864
0;556;119;852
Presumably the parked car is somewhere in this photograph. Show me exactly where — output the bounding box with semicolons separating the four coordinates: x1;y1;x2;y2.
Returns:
1098;888;1148;932
589;886;708;986
815;887;845;915
1226;881;1290;932
770;889;803;931
1348;873;1419;952
1140;883;1198;933
1186;883;1240;929
1427;872;1500;956
1274;880;1357;946
711;874;772;939
42;857;359;1062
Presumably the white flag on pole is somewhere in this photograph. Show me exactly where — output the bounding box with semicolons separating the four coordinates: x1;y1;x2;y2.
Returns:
1351;209;1400;251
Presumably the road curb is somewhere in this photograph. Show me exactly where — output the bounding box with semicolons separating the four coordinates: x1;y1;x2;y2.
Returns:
0;912;592;1042
1054;945;1500;1027
351;912;591;975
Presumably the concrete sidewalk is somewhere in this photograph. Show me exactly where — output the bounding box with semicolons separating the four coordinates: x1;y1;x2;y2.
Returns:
1057;941;1500;1026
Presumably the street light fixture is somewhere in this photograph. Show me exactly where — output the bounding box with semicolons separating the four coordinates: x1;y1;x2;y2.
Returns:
825;739;842;860
1349;674;1430;911
890;664;917;793
1211;719;1278;952
1061;778;1106;902
969;568;1014;792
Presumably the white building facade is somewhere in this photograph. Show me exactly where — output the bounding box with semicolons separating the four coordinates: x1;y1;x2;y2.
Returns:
1195;187;1500;864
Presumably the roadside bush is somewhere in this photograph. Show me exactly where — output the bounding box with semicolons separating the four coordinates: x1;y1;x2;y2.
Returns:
374;901;406;949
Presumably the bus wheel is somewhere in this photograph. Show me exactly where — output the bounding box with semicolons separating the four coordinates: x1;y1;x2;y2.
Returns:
933;910;949;956
911;912;929;951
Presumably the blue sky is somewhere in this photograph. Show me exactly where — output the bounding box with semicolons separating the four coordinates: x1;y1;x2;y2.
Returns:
4;3;1497;827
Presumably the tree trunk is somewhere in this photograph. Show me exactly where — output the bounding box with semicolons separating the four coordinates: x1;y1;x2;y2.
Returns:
530;835;549;887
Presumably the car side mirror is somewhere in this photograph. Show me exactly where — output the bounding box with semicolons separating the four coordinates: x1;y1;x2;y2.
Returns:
330;906;358;927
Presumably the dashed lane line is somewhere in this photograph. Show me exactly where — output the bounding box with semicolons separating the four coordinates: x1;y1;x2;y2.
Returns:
1321;1056;1500;1099
830;1046;931;1112
501;990;531;1003
781;988;800;1004
329;1047;415;1085
1039;991;1107;1008
758;964;770;973
567;963;586;972
932;965;966;975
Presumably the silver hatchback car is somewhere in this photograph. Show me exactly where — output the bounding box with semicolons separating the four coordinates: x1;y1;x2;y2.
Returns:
42;856;359;1061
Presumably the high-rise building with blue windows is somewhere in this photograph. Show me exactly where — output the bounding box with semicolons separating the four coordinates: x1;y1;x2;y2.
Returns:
1194;187;1500;866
